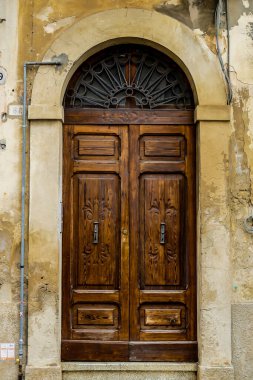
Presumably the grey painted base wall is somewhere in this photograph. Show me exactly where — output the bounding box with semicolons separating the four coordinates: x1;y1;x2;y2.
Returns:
232;303;253;380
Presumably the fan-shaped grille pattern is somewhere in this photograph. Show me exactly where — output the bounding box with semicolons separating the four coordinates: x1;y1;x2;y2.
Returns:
64;46;194;109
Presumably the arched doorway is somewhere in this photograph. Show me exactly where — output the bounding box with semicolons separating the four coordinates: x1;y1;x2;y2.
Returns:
62;44;197;362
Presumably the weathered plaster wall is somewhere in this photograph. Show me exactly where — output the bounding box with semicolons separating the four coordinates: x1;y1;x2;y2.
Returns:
26;7;230;380
18;0;218;58
228;1;253;379
1;0;253;379
0;1;20;379
17;0;221;79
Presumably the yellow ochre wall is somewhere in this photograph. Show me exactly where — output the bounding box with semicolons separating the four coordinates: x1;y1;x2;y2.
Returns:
0;1;253;379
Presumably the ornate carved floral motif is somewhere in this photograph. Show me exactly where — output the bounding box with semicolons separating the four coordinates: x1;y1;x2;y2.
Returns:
165;198;178;263
82;197;112;275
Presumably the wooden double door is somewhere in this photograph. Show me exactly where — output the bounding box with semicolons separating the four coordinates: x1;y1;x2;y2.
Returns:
62;121;197;362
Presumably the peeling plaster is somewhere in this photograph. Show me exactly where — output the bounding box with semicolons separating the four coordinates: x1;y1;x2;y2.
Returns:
1;1;253;379
242;0;250;9
0;4;20;378
154;0;217;32
230;87;253;306
36;6;53;22
44;16;76;34
231;89;251;205
51;52;69;71
230;13;253;84
229;0;253;28
246;21;253;39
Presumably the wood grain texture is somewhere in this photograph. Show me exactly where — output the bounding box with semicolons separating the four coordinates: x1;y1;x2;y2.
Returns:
76;306;116;326
75;135;119;159
75;173;119;288
129;124;141;342
143;307;183;327
63;45;196;361
132;125;195;346
62;122;196;361
72;290;120;304
140;136;185;160
118;126;130;341
129;342;198;362
62;341;129;361
65;109;194;125
140;175;183;287
62;125;129;353
140;290;187;303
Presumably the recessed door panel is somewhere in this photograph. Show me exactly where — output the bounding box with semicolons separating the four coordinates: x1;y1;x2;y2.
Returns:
140;136;185;160
129;125;196;348
62;125;129;358
74;135;120;160
141;174;184;288
75;174;120;288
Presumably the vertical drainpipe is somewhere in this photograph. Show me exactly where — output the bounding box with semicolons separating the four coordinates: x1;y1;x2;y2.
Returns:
215;0;232;104
19;60;61;380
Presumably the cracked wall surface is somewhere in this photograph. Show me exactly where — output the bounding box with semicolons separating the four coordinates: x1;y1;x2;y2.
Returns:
0;1;253;379
0;1;21;379
229;1;253;378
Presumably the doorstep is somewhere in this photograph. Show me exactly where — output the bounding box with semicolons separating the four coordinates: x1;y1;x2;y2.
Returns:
62;362;197;380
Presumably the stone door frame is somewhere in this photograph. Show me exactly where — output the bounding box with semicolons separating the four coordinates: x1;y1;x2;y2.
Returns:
25;8;234;380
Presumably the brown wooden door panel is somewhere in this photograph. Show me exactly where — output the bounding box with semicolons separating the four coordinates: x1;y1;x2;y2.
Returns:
74;173;120;288
62;340;197;362
65;109;194;125
140;174;184;288
74;135;120;159
140;289;187;303
62;340;129;361
140;135;185;161
72;290;120;304
129;125;196;347
62;123;196;361
62;125;129;350
129;342;197;362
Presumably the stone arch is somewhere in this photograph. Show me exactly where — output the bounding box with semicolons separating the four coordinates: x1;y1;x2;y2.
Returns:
29;8;227;112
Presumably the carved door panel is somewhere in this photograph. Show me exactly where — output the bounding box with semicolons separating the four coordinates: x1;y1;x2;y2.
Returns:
141;174;183;286
62;123;196;362
62;125;129;360
129;125;196;361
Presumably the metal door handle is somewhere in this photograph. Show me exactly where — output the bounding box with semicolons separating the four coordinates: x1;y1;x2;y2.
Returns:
160;222;166;244
93;222;99;244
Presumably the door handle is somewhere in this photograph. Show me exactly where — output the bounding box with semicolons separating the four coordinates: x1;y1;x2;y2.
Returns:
160;222;166;244
93;222;99;244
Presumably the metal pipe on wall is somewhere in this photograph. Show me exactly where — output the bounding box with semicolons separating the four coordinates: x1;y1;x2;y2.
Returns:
19;60;61;380
215;0;233;104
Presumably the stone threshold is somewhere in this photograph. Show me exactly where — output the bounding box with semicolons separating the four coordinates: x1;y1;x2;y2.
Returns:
62;362;197;372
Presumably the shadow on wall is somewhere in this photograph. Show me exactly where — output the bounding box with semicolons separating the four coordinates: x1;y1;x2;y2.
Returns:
154;0;218;32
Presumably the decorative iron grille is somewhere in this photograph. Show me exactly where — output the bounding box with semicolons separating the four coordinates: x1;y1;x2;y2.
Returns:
64;45;194;109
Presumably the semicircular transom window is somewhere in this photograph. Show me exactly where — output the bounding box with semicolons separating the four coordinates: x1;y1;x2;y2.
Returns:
64;45;194;110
